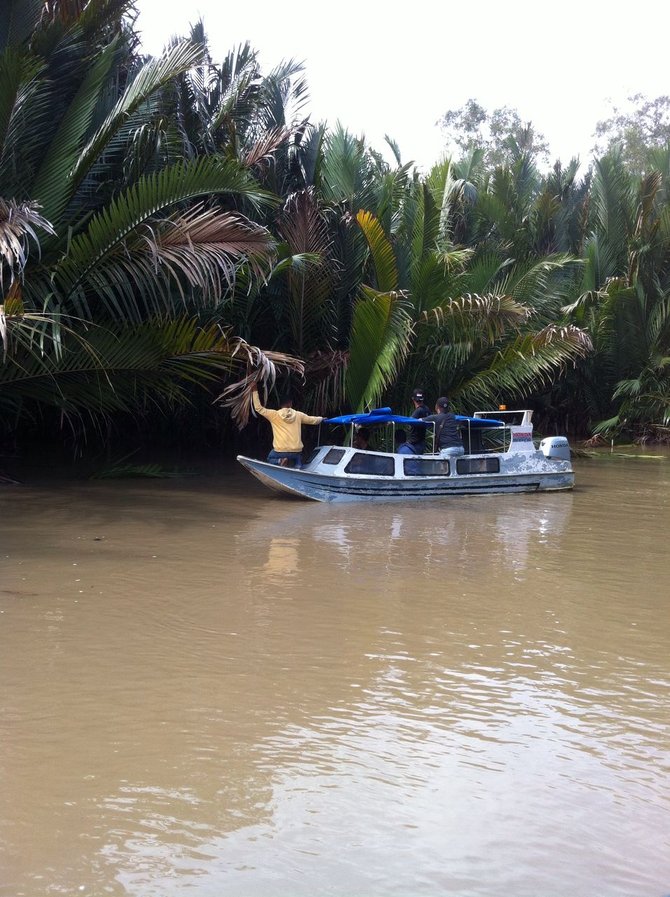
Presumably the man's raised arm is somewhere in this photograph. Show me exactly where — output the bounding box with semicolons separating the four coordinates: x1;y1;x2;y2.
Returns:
252;389;273;420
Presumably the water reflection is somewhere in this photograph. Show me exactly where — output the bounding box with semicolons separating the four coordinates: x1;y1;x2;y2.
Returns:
1;463;669;897
242;493;573;582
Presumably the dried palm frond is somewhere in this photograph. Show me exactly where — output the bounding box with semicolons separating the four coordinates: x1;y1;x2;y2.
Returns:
531;324;593;355
139;203;275;299
242;125;291;171
278;190;335;354
216;339;304;429
0;283;67;361
305;349;348;413
0;199;54;291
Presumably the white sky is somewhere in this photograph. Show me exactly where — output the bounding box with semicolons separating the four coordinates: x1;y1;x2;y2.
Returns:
135;0;670;171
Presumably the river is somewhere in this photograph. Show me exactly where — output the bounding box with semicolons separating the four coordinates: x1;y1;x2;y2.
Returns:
1;454;669;897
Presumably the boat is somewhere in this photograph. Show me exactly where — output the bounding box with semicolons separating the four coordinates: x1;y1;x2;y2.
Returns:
237;408;574;503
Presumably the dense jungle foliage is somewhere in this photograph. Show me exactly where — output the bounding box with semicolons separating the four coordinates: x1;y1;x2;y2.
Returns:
2;0;670;462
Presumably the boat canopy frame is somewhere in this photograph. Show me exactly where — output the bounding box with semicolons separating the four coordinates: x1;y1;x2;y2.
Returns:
318;408;508;454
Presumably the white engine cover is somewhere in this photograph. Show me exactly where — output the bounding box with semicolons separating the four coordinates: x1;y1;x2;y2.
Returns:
539;436;571;462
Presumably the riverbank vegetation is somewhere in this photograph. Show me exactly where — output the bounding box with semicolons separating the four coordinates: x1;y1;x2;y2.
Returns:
2;0;670;462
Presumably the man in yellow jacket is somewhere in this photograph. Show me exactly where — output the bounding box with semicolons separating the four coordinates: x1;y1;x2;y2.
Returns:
252;390;325;468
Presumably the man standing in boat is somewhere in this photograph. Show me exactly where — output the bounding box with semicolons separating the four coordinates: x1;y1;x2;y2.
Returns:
407;388;430;454
425;396;465;457
252;389;325;469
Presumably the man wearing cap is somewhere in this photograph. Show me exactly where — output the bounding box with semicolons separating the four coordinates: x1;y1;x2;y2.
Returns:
425;396;465;457
407;388;430;454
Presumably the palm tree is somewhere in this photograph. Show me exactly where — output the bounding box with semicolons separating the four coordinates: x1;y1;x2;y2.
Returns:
344;162;591;414
566;157;670;437
0;0;302;433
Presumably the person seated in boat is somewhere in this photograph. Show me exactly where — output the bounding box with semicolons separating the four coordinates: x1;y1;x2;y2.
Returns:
394;429;415;455
395;428;420;474
348;428;390;474
407;388;430;454
352;426;371;450
425;396;465;457
252;389;325;469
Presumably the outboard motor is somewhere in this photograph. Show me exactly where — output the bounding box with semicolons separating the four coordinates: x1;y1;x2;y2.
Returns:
540;436;571;462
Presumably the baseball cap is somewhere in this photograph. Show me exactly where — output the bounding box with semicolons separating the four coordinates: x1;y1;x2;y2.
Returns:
436;396;449;409
411;389;424;400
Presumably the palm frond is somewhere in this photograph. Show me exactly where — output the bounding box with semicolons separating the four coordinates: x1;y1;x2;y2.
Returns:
50;156;275;317
31;38;117;227
356;209;398;292
0;316;280;422
0;0;43;49
304;348;348;413
345;288;413;411
60;204;275;322
278;189;334;354
242;125;290;170
421;293;529;339
590;152;634;274
321;125;376;209
70;39;206;190
454;324;592;408
0;198;54;290
216;338;304;428
497;253;580;316
0;48;46;191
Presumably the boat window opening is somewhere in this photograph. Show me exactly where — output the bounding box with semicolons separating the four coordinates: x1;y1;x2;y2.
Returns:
456;457;501;475
489;410;527;426
322;448;346;465
462;425;479;454
403;458;451;477
303;447;321;464
479;428;510;453
344;453;395;476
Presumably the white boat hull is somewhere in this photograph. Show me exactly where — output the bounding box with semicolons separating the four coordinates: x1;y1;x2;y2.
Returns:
237;447;574;503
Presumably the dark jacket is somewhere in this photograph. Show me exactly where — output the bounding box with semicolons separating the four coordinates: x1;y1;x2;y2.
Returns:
425;412;462;449
408;403;430;449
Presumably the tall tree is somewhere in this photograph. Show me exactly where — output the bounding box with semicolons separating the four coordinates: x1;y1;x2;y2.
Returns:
594;94;670;174
439;99;550;168
0;0;299;433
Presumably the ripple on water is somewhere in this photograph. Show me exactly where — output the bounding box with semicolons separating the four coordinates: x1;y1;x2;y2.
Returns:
1;463;669;896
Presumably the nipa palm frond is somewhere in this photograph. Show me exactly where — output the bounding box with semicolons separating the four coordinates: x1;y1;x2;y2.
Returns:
70;38;207;191
454;324;592;409
216;338;305;429
0;316;243;418
421;293;530;343
304;349;348;414
242;125;290;171
137;203;274;303
345;288;413;412
0;198;54;289
278;189;334;354
49;157;275;318
356;209;398;293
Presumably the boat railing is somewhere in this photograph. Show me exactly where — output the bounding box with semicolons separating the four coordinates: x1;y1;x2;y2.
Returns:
474;409;533;426
317;410;533;456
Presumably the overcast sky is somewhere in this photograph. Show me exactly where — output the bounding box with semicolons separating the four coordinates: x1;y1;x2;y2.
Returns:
135;0;670;171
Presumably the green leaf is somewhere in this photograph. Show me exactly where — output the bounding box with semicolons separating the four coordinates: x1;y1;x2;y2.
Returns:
31;39;118;228
51;156;275;317
345;288;412;411
356;209;398;292
70;39;207;192
0;0;42;50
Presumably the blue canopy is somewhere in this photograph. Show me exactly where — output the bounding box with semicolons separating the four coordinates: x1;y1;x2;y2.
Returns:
324;411;430;427
323;408;504;428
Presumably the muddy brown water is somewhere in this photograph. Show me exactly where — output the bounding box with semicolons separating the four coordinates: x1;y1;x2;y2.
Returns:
1;454;669;897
